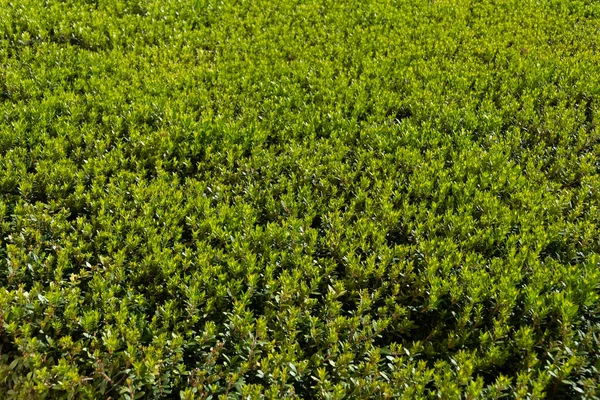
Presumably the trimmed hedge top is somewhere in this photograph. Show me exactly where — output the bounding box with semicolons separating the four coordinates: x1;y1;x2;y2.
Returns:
1;0;600;398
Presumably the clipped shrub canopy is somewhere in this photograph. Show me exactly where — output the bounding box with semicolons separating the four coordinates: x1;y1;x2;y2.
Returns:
1;0;600;398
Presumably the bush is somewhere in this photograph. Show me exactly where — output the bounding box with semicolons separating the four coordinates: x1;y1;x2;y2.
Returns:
1;0;600;398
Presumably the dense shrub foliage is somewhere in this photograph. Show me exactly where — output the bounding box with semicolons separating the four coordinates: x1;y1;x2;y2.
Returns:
1;0;600;398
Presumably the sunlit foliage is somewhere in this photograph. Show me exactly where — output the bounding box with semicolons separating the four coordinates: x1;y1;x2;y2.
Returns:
1;0;600;398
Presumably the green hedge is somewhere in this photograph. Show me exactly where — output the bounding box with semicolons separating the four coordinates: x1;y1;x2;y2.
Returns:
1;0;600;398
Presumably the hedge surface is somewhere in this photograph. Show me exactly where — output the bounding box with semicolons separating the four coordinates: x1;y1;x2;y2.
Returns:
1;0;600;398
